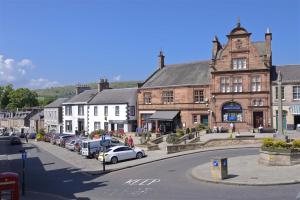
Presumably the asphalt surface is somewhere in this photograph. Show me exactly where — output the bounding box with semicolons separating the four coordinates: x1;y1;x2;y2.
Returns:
1;137;300;200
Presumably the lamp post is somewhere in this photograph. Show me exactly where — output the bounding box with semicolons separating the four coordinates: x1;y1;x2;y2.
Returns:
277;71;283;135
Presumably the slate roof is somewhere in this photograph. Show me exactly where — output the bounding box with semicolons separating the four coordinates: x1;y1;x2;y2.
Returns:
64;90;98;104
141;61;211;88
217;41;266;59
44;98;69;108
30;111;44;120
89;88;137;105
272;65;300;83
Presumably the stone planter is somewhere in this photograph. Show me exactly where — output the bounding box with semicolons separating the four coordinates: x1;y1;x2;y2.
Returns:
259;147;300;166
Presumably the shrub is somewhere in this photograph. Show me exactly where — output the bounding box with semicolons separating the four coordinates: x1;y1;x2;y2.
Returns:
176;129;185;137
197;124;208;131
262;138;274;148
273;140;289;148
166;134;180;144
188;133;194;140
38;128;45;136
292;140;300;148
36;133;44;141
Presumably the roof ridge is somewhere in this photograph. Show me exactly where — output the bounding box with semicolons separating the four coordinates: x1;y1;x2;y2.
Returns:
276;64;300;67
166;60;211;67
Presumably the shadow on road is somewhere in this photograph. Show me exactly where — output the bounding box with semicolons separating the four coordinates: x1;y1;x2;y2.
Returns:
1;138;109;199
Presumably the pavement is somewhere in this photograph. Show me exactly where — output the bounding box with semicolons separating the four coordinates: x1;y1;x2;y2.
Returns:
191;154;300;186
29;131;300;175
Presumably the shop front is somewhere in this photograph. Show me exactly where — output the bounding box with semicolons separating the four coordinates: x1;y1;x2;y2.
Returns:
148;110;180;134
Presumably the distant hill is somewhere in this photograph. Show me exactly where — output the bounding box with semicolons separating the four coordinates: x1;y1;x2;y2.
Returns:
35;80;142;98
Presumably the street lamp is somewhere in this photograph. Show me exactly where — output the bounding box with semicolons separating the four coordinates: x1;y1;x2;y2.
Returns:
277;71;283;135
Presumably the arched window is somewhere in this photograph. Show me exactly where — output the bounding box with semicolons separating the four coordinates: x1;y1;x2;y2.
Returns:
222;102;243;122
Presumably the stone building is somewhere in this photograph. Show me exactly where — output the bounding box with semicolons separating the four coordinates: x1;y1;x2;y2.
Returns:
137;21;277;132
210;21;272;130
137;52;210;133
30;110;44;133
44;98;68;133
272;65;300;130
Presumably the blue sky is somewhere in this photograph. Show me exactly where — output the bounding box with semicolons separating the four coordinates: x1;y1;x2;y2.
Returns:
0;0;299;89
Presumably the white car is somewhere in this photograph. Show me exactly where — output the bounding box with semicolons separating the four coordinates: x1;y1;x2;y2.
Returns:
98;145;145;164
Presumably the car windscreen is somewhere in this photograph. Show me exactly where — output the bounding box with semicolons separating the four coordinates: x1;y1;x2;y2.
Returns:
83;142;88;148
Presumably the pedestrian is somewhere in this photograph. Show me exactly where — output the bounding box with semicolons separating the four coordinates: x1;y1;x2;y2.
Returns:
124;137;129;146
25;131;28;143
128;135;134;148
230;123;234;133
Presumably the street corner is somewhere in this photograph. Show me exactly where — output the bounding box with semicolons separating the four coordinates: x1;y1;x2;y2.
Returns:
190;155;300;186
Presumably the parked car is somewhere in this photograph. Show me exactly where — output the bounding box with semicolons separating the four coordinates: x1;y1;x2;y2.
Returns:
50;133;60;144
74;137;87;153
65;137;82;151
10;135;22;145
58;135;74;147
28;132;36;139
81;136;110;158
43;133;53;142
98;145;145;164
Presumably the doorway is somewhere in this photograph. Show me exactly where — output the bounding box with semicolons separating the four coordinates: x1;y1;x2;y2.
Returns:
294;115;300;129
111;123;115;132
253;112;263;128
78;119;84;133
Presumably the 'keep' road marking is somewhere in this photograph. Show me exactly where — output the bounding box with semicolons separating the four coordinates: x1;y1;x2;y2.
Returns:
124;179;160;186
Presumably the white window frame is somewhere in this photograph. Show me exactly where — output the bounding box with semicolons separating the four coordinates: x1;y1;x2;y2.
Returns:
293;86;300;100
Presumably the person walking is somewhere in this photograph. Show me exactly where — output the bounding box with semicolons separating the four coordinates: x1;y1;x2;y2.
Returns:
25;131;28;143
128;135;134;148
124;137;129;146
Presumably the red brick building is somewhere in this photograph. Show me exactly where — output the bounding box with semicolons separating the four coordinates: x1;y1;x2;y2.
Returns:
210;21;272;130
137;21;273;132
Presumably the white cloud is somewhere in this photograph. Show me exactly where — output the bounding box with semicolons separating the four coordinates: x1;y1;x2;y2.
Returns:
113;75;121;81
0;53;59;89
28;78;59;89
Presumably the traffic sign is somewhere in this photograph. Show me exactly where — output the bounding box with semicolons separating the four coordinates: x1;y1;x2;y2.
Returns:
21;152;27;160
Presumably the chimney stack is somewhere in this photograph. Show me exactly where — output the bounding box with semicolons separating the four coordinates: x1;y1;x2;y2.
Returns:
265;27;272;66
75;84;91;95
98;78;110;92
212;35;222;60
158;50;165;69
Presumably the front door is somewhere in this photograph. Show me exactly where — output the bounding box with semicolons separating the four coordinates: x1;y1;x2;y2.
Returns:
78;119;84;133
253;112;263;128
104;122;109;132
111;123;115;132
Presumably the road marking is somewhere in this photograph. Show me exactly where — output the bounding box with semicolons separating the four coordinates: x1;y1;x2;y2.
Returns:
296;192;300;200
124;179;160;186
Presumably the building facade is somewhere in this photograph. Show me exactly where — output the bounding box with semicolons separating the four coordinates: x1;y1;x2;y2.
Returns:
137;22;280;132
210;22;272;130
88;88;137;133
137;53;211;133
272;65;300;130
30;111;44;133
44;98;68;133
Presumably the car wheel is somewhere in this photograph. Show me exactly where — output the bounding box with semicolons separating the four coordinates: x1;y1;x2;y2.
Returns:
136;152;143;159
111;156;118;164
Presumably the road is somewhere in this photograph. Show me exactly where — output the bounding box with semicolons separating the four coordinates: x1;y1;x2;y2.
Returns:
1;137;299;200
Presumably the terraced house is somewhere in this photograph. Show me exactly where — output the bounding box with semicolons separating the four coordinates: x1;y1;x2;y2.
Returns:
137;21;293;132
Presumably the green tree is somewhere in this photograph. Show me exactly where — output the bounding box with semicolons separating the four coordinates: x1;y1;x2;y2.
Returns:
7;88;38;109
0;84;13;109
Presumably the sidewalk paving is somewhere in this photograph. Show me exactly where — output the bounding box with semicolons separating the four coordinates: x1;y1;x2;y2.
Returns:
191;155;300;186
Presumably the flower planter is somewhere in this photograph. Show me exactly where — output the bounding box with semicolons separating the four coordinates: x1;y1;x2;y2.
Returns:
259;147;300;166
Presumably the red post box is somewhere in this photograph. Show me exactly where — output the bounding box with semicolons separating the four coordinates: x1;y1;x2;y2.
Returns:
0;172;19;200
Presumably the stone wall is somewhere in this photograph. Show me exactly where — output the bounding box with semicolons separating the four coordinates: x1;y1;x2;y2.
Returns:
166;138;262;154
259;150;300;166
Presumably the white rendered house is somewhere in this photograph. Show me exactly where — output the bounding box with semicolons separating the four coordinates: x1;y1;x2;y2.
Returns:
88;88;137;133
62;87;97;135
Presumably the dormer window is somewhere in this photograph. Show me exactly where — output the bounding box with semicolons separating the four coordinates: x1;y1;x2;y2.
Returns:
232;58;247;70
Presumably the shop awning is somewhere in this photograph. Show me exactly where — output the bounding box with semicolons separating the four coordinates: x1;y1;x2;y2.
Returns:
148;111;179;121
290;105;300;115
